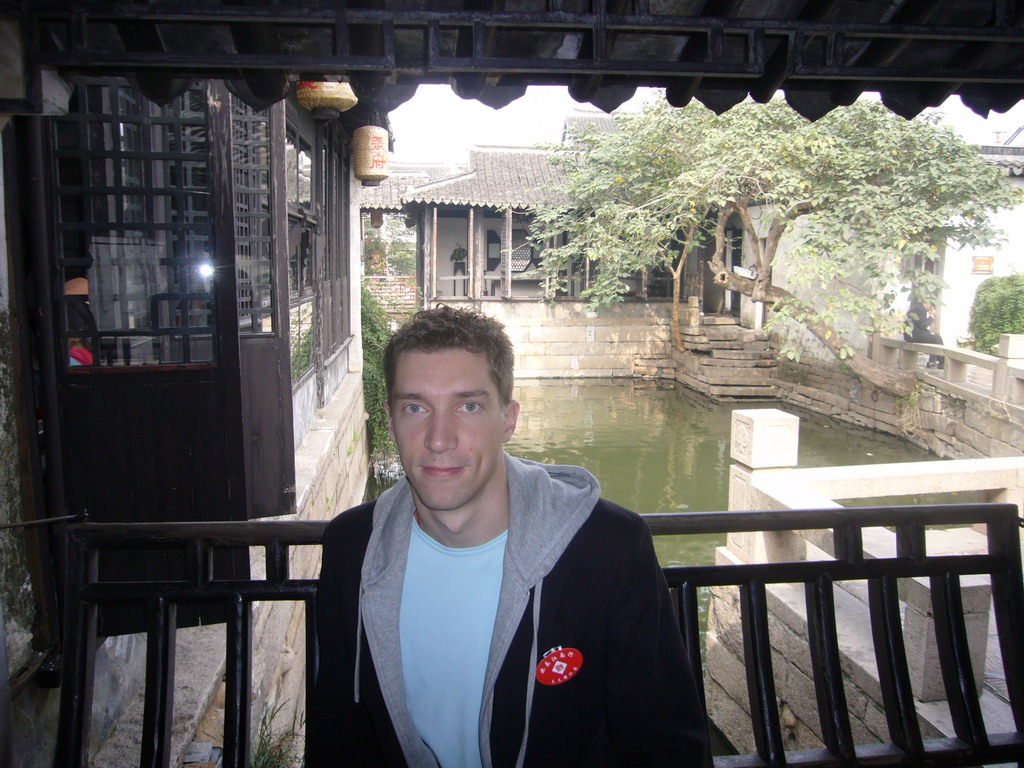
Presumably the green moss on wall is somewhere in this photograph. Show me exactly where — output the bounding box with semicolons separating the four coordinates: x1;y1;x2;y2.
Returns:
0;305;36;673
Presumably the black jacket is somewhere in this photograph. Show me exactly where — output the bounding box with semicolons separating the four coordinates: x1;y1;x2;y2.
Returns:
308;458;708;767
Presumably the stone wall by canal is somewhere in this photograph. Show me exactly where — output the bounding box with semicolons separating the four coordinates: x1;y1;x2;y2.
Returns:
771;357;1024;461
433;299;675;378
445;298;1024;462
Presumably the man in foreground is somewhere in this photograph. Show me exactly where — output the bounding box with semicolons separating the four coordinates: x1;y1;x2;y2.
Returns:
308;306;708;767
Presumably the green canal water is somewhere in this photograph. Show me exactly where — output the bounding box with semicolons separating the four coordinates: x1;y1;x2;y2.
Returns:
507;378;944;568
371;377;948;568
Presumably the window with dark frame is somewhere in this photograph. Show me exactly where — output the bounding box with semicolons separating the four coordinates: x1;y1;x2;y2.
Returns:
53;79;215;368
321;125;348;356
285;118;317;383
510;229;536;273
232;98;275;335
285;123;312;213
510;212;542;279
289;226;315;383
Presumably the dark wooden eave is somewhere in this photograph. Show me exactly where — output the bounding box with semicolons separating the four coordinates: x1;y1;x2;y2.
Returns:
4;0;1024;122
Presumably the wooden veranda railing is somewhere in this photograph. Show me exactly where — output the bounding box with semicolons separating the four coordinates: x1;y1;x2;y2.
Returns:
53;504;1024;768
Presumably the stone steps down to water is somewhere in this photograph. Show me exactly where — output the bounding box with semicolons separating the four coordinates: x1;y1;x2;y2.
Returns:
675;315;778;401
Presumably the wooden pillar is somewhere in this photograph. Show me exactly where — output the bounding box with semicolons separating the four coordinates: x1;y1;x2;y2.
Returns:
475;209;487;299
543;236;552;299
503;208;512;299
427;205;437;303
468;208;476;299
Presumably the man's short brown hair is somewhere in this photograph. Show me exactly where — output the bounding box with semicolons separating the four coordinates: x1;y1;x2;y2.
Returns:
383;306;515;406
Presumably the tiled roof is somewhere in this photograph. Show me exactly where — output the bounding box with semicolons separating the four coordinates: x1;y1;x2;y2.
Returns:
379;147;568;209
979;145;1024;176
359;170;431;210
366;141;1023;212
562;113;619;141
360;160;472;210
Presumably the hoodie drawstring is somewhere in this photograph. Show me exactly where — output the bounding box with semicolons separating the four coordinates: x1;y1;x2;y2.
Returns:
514;579;543;768
354;585;365;703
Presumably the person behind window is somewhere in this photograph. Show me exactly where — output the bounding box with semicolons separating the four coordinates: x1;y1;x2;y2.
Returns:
64;273;96;367
308;306;709;767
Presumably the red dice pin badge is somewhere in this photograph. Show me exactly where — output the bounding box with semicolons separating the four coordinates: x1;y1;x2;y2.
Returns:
535;646;583;686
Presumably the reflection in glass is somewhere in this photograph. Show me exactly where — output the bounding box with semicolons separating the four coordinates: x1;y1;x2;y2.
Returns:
233;97;275;335
290;301;314;383
285;123;314;211
53;79;215;367
298;146;312;208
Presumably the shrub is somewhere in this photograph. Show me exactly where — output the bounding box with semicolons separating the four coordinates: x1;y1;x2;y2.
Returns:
969;274;1024;354
360;283;396;460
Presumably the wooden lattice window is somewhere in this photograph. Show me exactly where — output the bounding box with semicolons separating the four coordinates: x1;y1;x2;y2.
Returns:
510;229;535;273
285;116;318;383
232;98;275;335
52;79;215;367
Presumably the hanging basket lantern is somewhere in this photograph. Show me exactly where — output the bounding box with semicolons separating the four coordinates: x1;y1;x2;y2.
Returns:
295;80;358;119
369;210;385;228
352;125;390;186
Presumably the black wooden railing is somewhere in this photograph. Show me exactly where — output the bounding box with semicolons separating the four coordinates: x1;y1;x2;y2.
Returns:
54;504;1024;768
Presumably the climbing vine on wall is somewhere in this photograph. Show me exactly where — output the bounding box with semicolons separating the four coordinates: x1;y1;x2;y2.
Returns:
360;283;396;460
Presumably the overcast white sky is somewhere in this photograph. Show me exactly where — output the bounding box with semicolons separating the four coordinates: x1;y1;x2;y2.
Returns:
387;84;1024;164
387;84;649;163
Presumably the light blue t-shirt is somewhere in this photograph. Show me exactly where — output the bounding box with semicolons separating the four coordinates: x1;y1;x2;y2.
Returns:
399;519;507;768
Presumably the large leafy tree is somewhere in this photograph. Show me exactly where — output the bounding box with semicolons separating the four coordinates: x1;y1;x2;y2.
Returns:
531;107;714;350
534;96;1021;395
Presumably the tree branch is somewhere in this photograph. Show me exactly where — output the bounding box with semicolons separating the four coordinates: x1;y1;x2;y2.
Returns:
711;269;918;396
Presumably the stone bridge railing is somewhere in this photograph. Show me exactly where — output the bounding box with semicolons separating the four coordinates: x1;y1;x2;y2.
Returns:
871;332;1024;404
717;407;1024;757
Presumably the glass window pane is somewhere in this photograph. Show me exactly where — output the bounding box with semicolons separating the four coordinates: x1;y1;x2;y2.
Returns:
55;121;80;150
290;300;314;383
285;127;298;206
297;141;312;209
54;78;215;368
232;97;274;336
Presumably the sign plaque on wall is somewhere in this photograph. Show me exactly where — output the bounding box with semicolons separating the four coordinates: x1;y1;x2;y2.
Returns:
972;256;994;274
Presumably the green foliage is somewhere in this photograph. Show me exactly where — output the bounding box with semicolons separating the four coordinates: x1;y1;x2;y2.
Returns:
362;212;416;276
532;101;714;309
969;274;1024;354
290;303;314;384
533;94;1022;370
252;702;303;768
768;98;1016;343
360;283;396;459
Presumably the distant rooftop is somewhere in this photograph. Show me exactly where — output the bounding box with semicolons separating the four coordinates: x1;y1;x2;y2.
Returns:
362;146;567;210
562;112;619;142
978;145;1024;176
363;125;1023;215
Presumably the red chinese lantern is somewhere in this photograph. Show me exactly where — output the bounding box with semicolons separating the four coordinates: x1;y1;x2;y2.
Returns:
353;125;390;186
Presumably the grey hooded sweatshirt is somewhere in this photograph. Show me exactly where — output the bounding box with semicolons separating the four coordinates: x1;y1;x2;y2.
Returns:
357;454;600;767
308;453;709;768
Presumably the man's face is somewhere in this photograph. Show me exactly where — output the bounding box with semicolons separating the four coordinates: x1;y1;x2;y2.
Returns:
386;348;519;547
